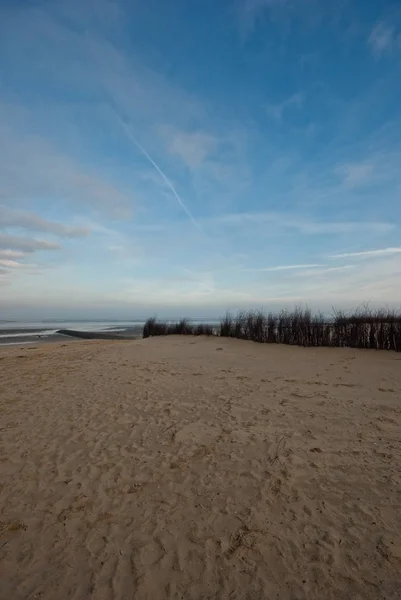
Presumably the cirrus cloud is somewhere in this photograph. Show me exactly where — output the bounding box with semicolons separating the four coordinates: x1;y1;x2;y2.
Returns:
330;247;401;259
0;206;89;238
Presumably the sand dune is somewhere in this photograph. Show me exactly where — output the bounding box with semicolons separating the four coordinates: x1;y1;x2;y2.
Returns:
1;337;400;600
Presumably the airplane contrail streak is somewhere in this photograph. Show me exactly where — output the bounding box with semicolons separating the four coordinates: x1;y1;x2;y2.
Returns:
115;115;201;231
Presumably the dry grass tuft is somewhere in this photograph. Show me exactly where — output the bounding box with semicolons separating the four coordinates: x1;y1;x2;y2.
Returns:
143;306;401;351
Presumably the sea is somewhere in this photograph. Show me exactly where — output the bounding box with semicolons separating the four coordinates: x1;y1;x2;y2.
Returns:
0;319;220;346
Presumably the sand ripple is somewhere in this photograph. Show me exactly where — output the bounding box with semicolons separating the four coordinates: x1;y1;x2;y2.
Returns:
1;338;400;599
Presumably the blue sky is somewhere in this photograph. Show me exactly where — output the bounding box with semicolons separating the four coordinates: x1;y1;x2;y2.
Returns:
0;0;400;318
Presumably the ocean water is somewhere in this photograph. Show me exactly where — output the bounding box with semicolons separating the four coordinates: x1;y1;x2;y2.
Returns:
0;320;146;346
0;319;220;346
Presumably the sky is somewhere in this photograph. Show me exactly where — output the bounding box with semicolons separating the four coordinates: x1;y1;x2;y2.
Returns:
0;0;400;319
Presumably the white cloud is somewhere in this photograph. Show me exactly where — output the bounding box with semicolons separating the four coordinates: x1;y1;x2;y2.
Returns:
296;220;392;235
0;126;134;219
236;255;401;308
0;241;48;284
159;124;249;192
292;265;356;278
368;22;396;57
0;207;89;238
0;234;60;252
211;211;393;235
1;1;400;313
245;263;326;272
266;92;304;121
330;247;401;259
0;249;26;259
120;276;252;306
0;4;248;225
336;162;374;188
166;129;218;169
2;251;401;312
0;259;37;270
237;0;289;38
54;0;122;30
4;7;204;130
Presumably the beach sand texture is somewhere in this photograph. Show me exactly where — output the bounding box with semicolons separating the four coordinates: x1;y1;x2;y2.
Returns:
1;337;400;600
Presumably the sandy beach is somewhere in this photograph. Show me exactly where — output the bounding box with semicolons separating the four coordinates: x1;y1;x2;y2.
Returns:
1;337;400;600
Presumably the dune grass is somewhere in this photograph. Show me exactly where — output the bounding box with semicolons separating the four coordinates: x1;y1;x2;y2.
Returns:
143;307;401;351
143;318;215;339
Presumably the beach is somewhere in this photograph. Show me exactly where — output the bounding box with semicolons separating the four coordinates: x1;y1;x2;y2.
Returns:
1;337;400;600
0;321;146;347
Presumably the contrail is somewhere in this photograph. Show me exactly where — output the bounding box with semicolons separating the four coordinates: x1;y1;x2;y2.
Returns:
115;115;201;231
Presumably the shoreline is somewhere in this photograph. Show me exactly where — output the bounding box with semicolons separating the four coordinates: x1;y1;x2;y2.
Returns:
0;334;75;347
0;326;144;347
55;328;141;341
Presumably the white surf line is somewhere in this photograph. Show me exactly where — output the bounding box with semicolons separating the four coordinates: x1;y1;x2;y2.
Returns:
0;341;37;346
